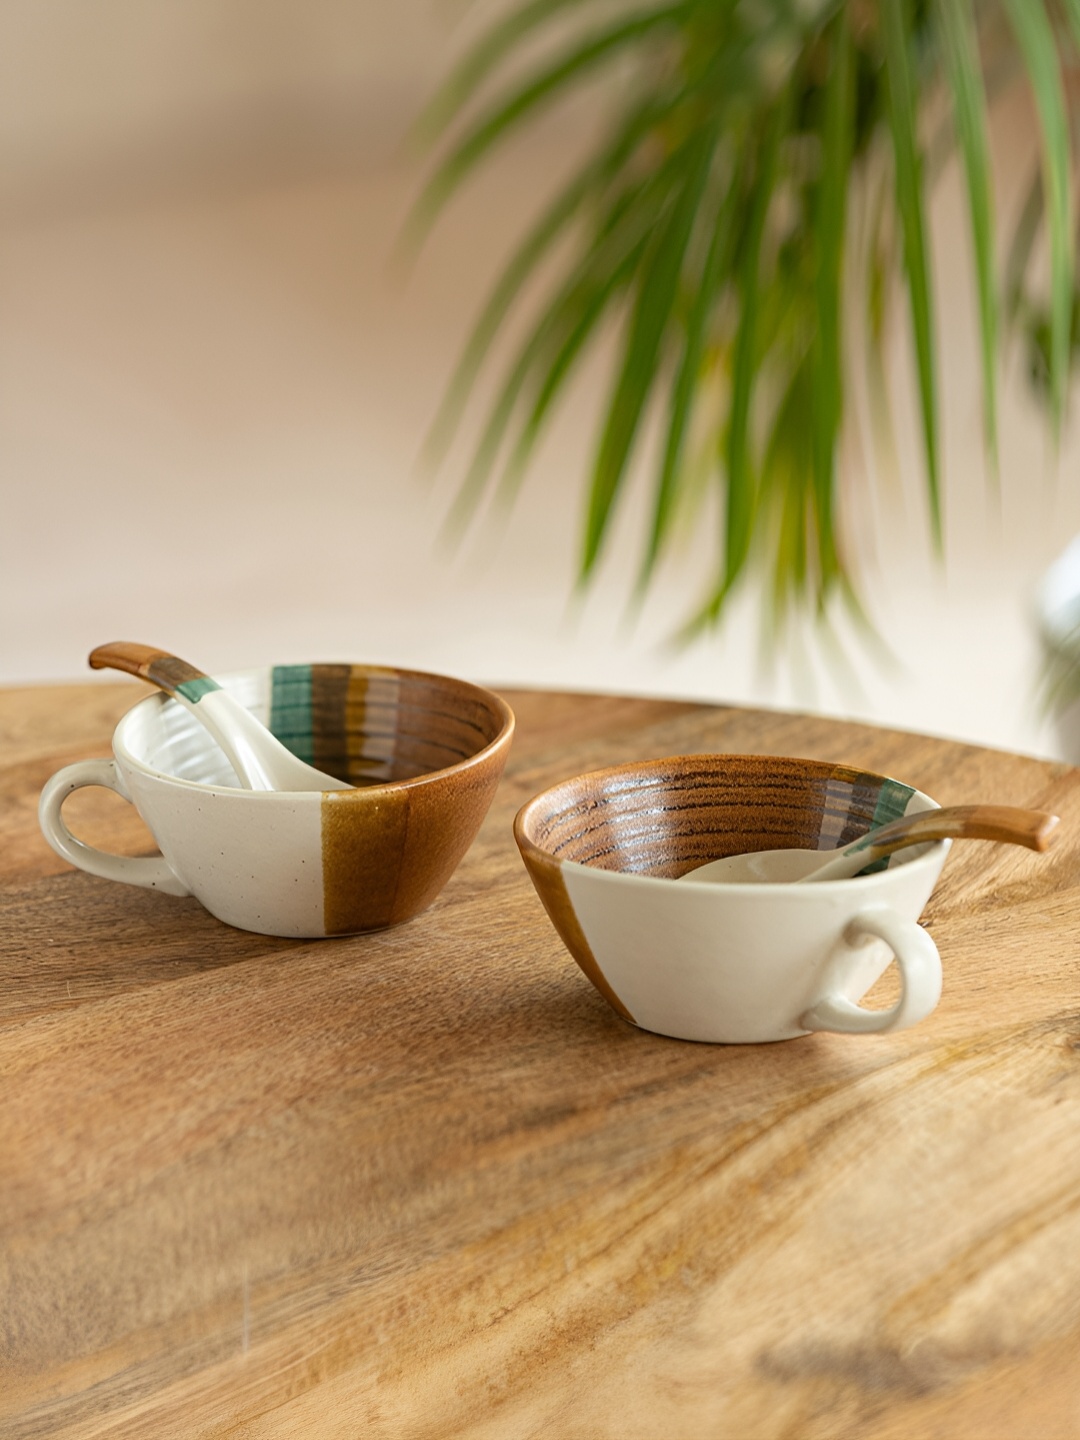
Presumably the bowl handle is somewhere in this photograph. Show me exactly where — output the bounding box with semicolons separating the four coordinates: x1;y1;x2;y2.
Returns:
799;906;942;1035
38;760;191;896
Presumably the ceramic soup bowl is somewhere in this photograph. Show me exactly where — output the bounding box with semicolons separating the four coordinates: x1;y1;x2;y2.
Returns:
514;754;950;1044
40;663;514;937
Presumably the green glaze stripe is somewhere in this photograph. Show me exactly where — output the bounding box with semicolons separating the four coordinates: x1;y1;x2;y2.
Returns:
175;676;220;703
269;664;315;763
871;776;916;828
857;776;916;873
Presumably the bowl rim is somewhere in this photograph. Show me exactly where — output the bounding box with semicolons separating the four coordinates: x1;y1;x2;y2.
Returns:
514;752;949;891
111;662;515;798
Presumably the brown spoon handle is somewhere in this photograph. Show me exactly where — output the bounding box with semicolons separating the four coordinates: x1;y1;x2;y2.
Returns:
88;642;212;699
800;803;1061;884
857;804;1059;855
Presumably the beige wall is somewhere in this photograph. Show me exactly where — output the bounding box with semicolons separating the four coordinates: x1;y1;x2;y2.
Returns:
2;4;1078;759
0;0;463;209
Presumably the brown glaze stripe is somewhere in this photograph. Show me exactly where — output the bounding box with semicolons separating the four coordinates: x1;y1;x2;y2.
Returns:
302;667;502;786
532;762;915;872
317;665;515;932
310;665;353;779
321;786;410;934
515;843;634;1024
312;668;500;784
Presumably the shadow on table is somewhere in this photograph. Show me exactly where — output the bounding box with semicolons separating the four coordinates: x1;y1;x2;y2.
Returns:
0;870;299;1024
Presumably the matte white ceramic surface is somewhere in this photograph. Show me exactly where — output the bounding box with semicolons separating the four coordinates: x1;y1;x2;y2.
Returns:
561;841;946;1043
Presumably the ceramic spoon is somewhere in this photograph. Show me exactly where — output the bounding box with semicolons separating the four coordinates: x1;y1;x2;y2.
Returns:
89;642;352;792
681;804;1060;885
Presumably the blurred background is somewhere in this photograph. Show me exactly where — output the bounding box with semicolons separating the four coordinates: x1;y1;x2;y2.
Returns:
4;0;1080;758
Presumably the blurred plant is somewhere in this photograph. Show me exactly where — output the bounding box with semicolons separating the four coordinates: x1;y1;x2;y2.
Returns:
1042;622;1080;712
411;0;1080;636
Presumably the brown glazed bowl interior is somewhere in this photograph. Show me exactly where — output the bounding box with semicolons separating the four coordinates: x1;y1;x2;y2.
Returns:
142;662;514;792
258;663;512;790
515;754;929;881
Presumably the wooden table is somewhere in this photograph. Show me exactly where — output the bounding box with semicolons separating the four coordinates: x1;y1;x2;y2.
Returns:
4;683;1080;1439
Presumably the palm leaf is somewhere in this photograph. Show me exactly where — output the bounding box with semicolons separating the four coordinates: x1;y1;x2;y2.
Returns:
937;0;998;467
719;103;786;606
422;92;668;463
494;224;657;513
1001;0;1073;428
407;4;685;248
422;163;593;469
881;0;940;546
581;125;719;580
811;11;854;592
638;169;737;590
763;353;814;620
1004;170;1043;323
417;0;1080;647
445;155;681;536
414;0;609;144
443;199;655;538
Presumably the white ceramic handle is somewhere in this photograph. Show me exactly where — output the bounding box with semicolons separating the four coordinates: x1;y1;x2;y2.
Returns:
38;760;191;896
799;906;942;1035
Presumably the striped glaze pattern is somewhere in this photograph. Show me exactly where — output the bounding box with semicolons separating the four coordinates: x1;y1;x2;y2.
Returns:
517;754;916;880
266;664;503;786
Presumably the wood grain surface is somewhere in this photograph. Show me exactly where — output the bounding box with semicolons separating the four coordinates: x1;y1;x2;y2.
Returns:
3;682;1080;1438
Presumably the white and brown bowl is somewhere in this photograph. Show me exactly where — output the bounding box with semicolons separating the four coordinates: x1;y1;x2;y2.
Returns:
515;755;950;1043
40;662;514;937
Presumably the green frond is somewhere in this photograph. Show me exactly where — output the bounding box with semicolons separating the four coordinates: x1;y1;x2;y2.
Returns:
422;93;666;464
581;125;719;580
494;227;652;512
414;0;606;145
881;0;940;547
1055;0;1080;74
938;0;998;469
444;163;667;537
439;333;545;544
638;171;736;591
407;4;685;248
1004;170;1043;322
477;122;717;521
811;10;854;589
762;355;814;623
718;103;786;607
1001;0;1073;428
417;0;1080;649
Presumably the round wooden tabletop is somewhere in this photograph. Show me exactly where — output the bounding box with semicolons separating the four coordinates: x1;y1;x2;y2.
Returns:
3;682;1079;1439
